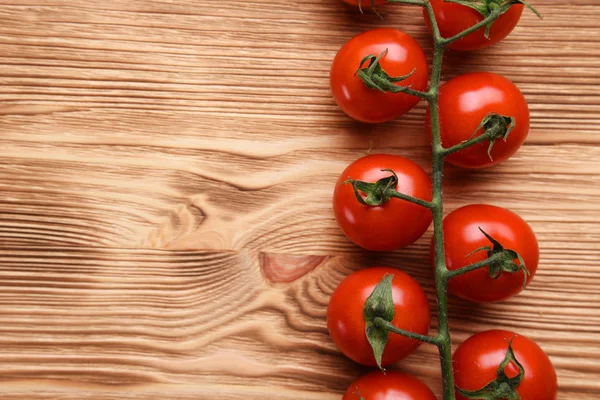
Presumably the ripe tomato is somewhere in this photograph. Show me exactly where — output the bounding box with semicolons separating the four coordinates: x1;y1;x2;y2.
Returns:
425;0;524;51
428;72;530;168
334;154;432;251
327;267;431;366
331;28;428;123
454;330;557;400
343;370;436;400
435;204;539;302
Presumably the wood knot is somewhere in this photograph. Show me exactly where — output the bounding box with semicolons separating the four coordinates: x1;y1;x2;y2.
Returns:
260;253;327;283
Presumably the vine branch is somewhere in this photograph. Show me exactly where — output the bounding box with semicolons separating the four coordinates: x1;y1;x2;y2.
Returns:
442;131;496;156
446;252;505;279
374;317;440;345
388;191;435;209
356;1;537;399
441;9;503;46
343;170;435;210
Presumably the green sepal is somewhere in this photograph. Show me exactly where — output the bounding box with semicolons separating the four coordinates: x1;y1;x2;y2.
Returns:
468;227;530;288
489;263;503;280
343;169;399;206
444;0;488;15
457;338;525;400
466;245;493;258
443;0;542;39
356;49;416;94
512;0;542;19
364;274;395;369
466;113;515;161
356;0;383;19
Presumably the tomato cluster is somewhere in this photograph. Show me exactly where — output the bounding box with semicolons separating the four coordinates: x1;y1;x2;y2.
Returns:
327;1;557;399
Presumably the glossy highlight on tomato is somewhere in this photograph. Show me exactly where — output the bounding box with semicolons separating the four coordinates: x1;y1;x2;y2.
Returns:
425;0;524;51
343;370;437;400
454;330;558;400
331;28;428;123
435;204;539;302
327;267;431;366
334;154;432;251
429;72;530;168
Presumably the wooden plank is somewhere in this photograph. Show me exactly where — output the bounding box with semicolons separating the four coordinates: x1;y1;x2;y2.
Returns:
0;145;598;250
0;0;598;398
0;248;598;399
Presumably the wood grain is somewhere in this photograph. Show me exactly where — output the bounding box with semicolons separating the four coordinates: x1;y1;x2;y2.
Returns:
0;0;598;398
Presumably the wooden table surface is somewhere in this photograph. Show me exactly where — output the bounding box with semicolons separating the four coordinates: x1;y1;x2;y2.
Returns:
1;1;599;399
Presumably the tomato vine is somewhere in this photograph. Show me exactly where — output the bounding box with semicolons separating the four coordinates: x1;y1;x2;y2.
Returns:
331;1;548;399
367;4;523;396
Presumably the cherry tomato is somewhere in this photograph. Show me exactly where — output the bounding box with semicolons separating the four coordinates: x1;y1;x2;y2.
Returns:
327;267;431;366
331;28;428;123
434;204;539;302
334;154;432;251
425;0;524;51
343;370;437;400
454;330;557;400
427;72;530;168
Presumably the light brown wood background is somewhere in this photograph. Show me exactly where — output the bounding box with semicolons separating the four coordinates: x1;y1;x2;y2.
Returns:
0;0;598;399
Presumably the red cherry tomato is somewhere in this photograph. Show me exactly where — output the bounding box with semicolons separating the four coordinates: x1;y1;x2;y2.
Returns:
427;72;530;168
327;267;431;366
425;0;524;51
454;330;557;400
331;28;428;123
334;154;432;251
343;370;437;400
434;204;539;303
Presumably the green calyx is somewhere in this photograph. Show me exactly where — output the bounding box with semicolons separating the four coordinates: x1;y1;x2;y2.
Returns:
469;227;529;288
457;338;525;399
444;0;542;38
363;274;395;369
356;0;382;18
343;169;399;206
472;113;516;160
343;169;433;210
356;49;416;94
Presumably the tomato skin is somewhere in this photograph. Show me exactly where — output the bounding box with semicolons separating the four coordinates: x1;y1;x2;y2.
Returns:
425;1;524;51
327;267;431;366
427;72;530;168
331;28;428;123
343;370;437;400
454;330;557;400
434;204;539;303
334;154;432;251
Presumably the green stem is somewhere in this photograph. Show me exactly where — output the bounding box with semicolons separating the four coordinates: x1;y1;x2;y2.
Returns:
423;0;443;42
441;9;503;46
447;252;506;279
388;190;435;209
374;317;440;345
442;130;497;157
397;86;431;100
429;47;456;400
416;2;457;399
